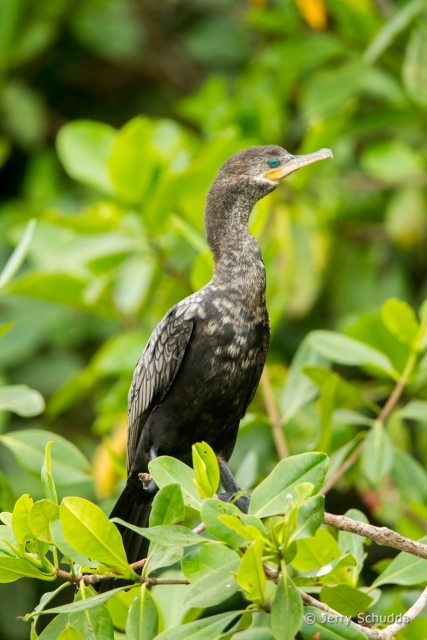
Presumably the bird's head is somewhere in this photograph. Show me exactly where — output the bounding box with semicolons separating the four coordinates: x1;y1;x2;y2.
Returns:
216;144;333;200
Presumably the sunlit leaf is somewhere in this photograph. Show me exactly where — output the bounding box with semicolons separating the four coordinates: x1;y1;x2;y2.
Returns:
300;606;366;639
236;539;265;604
360;423;393;485
271;573;302;640
0;430;92;484
184;558;239;607
60;498;136;578
149;484;185;528
320;584;373;617
381;298;419;348
0;385;44;417
0;219;36;289
372;534;427;587
148;457;201;511
182;542;239;584
152;611;242;640
57;120;116;193
126;583;159;640
308;331;396;378
249;453;328;518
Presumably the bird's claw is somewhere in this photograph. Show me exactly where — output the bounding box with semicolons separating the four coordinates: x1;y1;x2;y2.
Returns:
138;473;158;494
217;492;251;514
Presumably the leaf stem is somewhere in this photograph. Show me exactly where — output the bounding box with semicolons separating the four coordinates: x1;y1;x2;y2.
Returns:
260;366;289;459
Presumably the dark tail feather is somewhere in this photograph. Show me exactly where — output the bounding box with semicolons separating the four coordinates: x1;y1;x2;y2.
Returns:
96;476;153;592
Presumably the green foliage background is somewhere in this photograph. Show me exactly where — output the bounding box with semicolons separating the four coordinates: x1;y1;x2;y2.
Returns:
1;0;427;638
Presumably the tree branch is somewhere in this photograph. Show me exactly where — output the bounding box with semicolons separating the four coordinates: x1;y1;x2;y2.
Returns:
323;512;427;560
263;563;427;639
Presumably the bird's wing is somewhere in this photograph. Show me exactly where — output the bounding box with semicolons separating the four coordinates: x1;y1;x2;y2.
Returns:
127;306;194;473
241;321;270;417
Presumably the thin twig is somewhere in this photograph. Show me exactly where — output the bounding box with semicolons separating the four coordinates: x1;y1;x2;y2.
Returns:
55;568;189;586
260;366;289;459
320;354;414;494
324;512;427;560
264;563;427;639
321;441;364;495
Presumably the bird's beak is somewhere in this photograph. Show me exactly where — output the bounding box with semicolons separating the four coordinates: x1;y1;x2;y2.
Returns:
263;148;333;181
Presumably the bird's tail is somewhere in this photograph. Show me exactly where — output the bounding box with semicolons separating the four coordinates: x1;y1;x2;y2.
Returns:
97;475;153;593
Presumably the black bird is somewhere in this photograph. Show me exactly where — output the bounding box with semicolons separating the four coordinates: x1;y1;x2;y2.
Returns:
103;145;332;587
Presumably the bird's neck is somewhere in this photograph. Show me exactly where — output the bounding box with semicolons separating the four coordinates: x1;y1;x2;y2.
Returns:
204;181;266;295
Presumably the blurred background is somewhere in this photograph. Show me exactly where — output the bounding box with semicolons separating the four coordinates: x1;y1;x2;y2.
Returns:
1;0;427;637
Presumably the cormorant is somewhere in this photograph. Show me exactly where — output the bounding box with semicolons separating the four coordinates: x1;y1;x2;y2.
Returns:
103;145;332;587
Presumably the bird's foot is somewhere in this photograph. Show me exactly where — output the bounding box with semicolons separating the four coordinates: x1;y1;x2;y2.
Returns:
217;491;251;514
138;472;158;494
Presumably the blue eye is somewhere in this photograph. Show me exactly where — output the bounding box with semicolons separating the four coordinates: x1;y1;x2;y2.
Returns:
269;159;279;168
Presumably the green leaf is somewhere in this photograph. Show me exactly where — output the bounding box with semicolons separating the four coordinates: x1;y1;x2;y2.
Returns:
361;139;425;184
145;546;183;575
149;484;185;528
200;499;247;547
69;583;114;640
152;611;242;640
320;585;373;618
0;218;36;289
317;374;339;452
38;614;69;640
126;583;159;640
57;627;83;640
57;120;116;193
0;429;92;484
105;588;134;631
0;525;18;557
0;556;54;582
49;512;98;568
34;585;139;615
0;512;12;527
0;385;44;416
108;116;157;204
9;272;115;320
361;423;394;484
0;321;14;340
12;493;34;543
338;509;368;582
381;298;420;348
42;441;58;504
280;337;328;423
398;400;427;422
300;606;366;639
393;448;427;502
289;495;325;544
112;519;203;548
148;457;201;511
403;17;427;108
60;498;136;578
294;554;356;587
192;442;220;499
236;539;265;604
226;629;272;640
28;499;58;544
182;542;240;583
292;528;353;585
372;534;427;587
271;573;302;640
364;0;425;63
184;558;239;607
249;453;329;519
308;331;396;378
